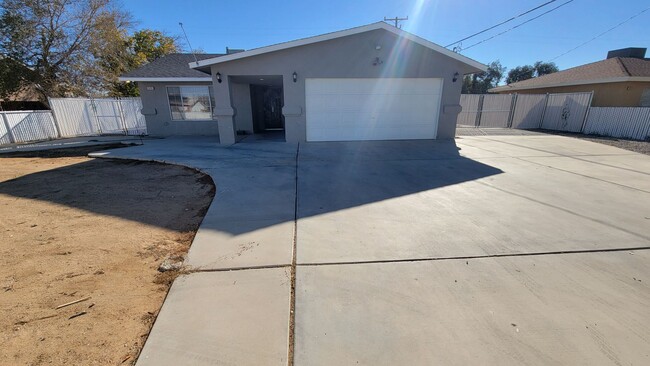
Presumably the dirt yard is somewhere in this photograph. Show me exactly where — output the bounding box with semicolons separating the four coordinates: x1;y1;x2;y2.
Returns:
0;146;215;365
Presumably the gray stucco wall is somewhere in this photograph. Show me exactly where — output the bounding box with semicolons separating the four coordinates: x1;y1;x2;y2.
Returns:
137;81;219;136
207;28;480;143
230;82;254;134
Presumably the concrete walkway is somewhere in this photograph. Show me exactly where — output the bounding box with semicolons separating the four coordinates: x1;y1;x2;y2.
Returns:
0;135;146;154
90;134;650;365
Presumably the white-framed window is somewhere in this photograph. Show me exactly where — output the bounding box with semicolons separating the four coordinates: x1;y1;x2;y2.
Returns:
167;86;215;121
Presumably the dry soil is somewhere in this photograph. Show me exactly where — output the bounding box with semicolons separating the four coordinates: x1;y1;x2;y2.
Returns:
0;145;214;365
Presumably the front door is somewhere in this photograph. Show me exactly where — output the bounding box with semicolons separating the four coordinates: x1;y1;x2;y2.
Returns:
251;85;284;132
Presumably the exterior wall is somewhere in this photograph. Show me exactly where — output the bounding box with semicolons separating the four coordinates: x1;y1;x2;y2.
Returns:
207;29;478;143
137;81;219;136
230;83;254;134
494;82;650;107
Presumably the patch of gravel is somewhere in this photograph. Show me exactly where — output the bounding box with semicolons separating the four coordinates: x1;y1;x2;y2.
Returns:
456;127;546;137
456;127;650;155
537;130;650;156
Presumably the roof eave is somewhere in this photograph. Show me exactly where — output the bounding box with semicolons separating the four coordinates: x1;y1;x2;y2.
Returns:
489;76;650;92
118;77;213;82
189;22;487;72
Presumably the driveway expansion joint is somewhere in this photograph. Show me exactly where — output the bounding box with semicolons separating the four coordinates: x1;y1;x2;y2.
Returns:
480;136;650;175
296;246;650;267
287;142;300;366
514;156;650;194
476;180;650;241
186;264;292;273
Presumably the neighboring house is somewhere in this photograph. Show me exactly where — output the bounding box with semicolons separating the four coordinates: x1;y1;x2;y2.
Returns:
0;84;48;111
120;22;486;144
490;48;650;107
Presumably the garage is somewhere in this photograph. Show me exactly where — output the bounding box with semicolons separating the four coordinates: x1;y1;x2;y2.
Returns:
305;78;443;142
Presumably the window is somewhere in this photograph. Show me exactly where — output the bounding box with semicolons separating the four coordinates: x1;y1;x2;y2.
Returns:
167;86;215;120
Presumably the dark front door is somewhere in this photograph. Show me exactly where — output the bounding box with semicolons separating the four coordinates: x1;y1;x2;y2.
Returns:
251;85;284;132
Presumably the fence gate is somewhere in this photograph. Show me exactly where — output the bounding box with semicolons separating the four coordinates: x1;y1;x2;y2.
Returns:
478;94;515;128
49;97;146;137
458;94;482;127
91;99;123;134
540;92;593;132
510;94;547;129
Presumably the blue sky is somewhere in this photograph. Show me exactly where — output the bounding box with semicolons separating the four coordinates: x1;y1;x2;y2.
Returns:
124;0;650;73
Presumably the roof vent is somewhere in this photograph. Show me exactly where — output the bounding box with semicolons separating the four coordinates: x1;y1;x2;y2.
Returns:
607;47;646;59
226;47;245;54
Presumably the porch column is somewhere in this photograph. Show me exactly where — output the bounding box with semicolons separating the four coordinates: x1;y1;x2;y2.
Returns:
282;73;306;143
214;109;236;145
211;72;237;145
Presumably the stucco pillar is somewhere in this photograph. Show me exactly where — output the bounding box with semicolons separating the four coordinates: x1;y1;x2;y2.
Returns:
282;107;304;143
437;76;464;139
214;109;236;145
211;72;237;145
282;75;306;143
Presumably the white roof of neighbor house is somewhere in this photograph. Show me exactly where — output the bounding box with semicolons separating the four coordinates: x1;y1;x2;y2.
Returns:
190;22;487;72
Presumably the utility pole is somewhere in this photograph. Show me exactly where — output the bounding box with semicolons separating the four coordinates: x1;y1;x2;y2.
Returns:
383;16;408;28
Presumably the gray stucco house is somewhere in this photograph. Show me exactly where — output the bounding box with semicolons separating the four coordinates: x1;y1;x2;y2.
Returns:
120;22;485;144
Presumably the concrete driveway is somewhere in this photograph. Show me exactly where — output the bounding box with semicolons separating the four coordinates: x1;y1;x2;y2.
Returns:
91;134;650;365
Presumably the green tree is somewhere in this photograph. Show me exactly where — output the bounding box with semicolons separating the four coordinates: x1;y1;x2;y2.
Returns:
102;30;181;97
0;0;133;102
534;61;559;77
462;60;506;94
505;61;560;85
506;65;535;84
131;30;179;65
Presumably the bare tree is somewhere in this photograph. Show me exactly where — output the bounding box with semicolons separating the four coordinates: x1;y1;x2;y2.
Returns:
0;0;133;101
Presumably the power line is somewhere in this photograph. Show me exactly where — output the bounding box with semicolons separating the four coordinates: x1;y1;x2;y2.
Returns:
549;6;650;61
445;0;558;48
461;0;574;52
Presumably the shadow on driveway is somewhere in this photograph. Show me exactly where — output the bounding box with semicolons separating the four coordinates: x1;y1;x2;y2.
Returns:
0;139;503;234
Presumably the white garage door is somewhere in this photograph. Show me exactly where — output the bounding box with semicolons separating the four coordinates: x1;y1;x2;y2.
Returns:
305;78;443;142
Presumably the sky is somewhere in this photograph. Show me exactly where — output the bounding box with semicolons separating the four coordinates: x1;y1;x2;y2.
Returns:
123;0;650;73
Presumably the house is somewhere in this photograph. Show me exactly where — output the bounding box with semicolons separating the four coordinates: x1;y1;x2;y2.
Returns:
490;48;650;108
120;22;486;144
0;85;48;111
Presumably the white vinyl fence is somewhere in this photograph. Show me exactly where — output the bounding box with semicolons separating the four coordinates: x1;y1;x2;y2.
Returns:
0;110;59;145
49;97;146;137
0;97;146;145
458;92;650;140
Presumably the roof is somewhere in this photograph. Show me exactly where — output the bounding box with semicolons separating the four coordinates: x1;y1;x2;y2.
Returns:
190;22;487;72
119;53;223;82
490;57;650;92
